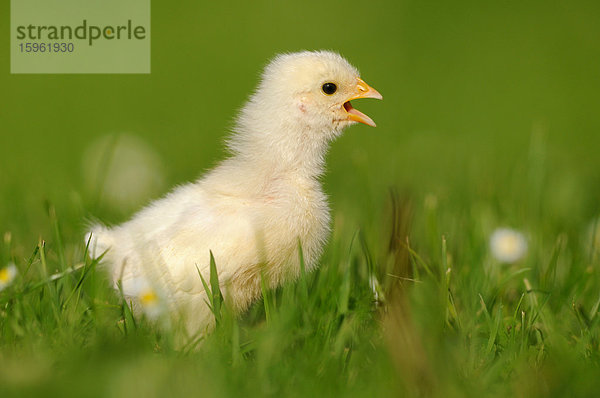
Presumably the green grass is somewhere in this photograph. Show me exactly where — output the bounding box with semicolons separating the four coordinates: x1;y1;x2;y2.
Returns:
2;1;600;397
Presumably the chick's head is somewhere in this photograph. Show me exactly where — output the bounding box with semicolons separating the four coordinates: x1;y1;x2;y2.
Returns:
256;51;382;136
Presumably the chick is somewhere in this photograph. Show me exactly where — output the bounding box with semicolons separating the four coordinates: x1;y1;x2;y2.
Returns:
88;50;382;335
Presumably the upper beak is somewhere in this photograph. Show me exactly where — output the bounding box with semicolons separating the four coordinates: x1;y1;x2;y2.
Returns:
343;77;383;127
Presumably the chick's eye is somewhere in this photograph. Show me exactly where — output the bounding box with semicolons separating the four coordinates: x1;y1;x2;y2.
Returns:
322;82;337;95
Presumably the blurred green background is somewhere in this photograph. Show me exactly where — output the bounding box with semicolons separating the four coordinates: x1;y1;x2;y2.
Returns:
2;0;599;239
1;1;600;396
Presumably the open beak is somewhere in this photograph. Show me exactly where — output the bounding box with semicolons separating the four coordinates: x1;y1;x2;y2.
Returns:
343;78;383;127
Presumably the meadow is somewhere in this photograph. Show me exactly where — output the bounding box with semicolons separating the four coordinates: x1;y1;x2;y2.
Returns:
1;1;600;397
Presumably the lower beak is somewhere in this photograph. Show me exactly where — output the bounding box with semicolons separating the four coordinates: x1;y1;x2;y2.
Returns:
343;78;383;127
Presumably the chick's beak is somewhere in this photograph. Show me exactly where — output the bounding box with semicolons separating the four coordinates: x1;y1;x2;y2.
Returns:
343;78;383;127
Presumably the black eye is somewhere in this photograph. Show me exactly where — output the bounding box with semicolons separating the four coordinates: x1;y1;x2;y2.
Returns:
322;82;337;95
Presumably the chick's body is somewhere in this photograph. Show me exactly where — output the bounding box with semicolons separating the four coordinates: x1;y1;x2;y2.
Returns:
95;163;329;331
89;51;381;335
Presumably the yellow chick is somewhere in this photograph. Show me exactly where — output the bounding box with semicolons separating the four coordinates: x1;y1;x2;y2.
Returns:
87;50;382;335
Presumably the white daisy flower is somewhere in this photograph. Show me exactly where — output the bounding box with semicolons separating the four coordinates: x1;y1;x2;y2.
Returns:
0;263;18;291
82;133;166;211
490;228;528;263
125;278;166;320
